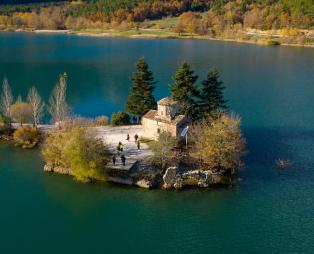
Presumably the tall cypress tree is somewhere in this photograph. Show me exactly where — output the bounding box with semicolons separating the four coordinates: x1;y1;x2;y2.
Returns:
199;66;228;118
170;61;199;119
125;58;157;120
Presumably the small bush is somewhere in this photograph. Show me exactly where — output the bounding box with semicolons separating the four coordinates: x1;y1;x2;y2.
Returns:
95;115;109;126
8;102;32;125
13;126;41;148
111;112;130;126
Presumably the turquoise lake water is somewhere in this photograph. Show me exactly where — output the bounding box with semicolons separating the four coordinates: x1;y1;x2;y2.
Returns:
0;32;314;253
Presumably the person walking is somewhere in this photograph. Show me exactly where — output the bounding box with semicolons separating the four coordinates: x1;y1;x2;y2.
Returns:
137;140;140;150
112;154;116;165
121;154;126;166
120;143;124;152
134;133;138;142
126;133;130;141
117;141;122;152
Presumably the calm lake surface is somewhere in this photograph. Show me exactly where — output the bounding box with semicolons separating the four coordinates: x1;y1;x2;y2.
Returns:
1;32;314;253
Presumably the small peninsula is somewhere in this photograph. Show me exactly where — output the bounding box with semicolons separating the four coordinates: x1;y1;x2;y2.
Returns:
0;58;245;190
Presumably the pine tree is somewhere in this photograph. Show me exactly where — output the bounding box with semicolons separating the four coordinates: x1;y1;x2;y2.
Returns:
125;58;156;121
199;66;228;118
170;61;199;119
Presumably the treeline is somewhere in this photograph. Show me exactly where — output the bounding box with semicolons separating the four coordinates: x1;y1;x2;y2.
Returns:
1;0;65;4
0;1;66;15
0;0;313;31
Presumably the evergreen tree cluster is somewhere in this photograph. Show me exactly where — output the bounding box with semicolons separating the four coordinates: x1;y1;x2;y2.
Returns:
170;61;228;120
126;58;228;121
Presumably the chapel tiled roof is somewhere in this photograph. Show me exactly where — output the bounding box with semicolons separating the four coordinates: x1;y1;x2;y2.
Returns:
143;110;186;125
157;97;178;106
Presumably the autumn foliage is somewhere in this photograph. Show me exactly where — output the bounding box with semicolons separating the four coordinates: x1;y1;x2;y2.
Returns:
0;0;312;32
189;114;246;173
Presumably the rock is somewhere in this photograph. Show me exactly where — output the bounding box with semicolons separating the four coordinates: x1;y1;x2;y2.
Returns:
162;167;178;189
53;166;71;175
136;179;152;189
174;177;183;190
108;176;133;186
43;164;71;175
162;167;231;189
211;173;231;185
43;164;53;172
182;170;203;180
0;134;12;141
197;171;212;188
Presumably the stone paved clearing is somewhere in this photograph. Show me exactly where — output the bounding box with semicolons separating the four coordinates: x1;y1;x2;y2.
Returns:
95;125;153;171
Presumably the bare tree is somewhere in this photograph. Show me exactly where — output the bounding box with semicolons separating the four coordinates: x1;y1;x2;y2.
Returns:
48;73;70;123
0;77;13;119
16;94;22;103
27;86;45;126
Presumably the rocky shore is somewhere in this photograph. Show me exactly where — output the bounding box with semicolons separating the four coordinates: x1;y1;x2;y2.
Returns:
44;160;232;190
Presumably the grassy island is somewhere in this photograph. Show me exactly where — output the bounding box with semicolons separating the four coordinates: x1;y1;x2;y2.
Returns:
0;58;246;190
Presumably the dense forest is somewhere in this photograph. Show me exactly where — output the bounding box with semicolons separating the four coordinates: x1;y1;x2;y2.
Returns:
0;0;313;44
1;0;65;3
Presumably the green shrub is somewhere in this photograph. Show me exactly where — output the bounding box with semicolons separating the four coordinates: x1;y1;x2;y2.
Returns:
13;126;41;148
111;112;130;126
95;115;109;126
42;126;111;182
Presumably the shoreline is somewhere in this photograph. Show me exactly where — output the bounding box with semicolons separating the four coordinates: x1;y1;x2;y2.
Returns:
1;28;314;48
0;123;233;190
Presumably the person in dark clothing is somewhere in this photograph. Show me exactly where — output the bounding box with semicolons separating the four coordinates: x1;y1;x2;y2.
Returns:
117;141;123;151
121;154;126;166
132;116;137;124
137;140;140;150
112;154;116;165
126;133;130;141
134;134;138;142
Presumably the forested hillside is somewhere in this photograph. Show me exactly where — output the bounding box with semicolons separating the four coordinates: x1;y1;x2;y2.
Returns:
0;0;313;45
1;0;65;3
